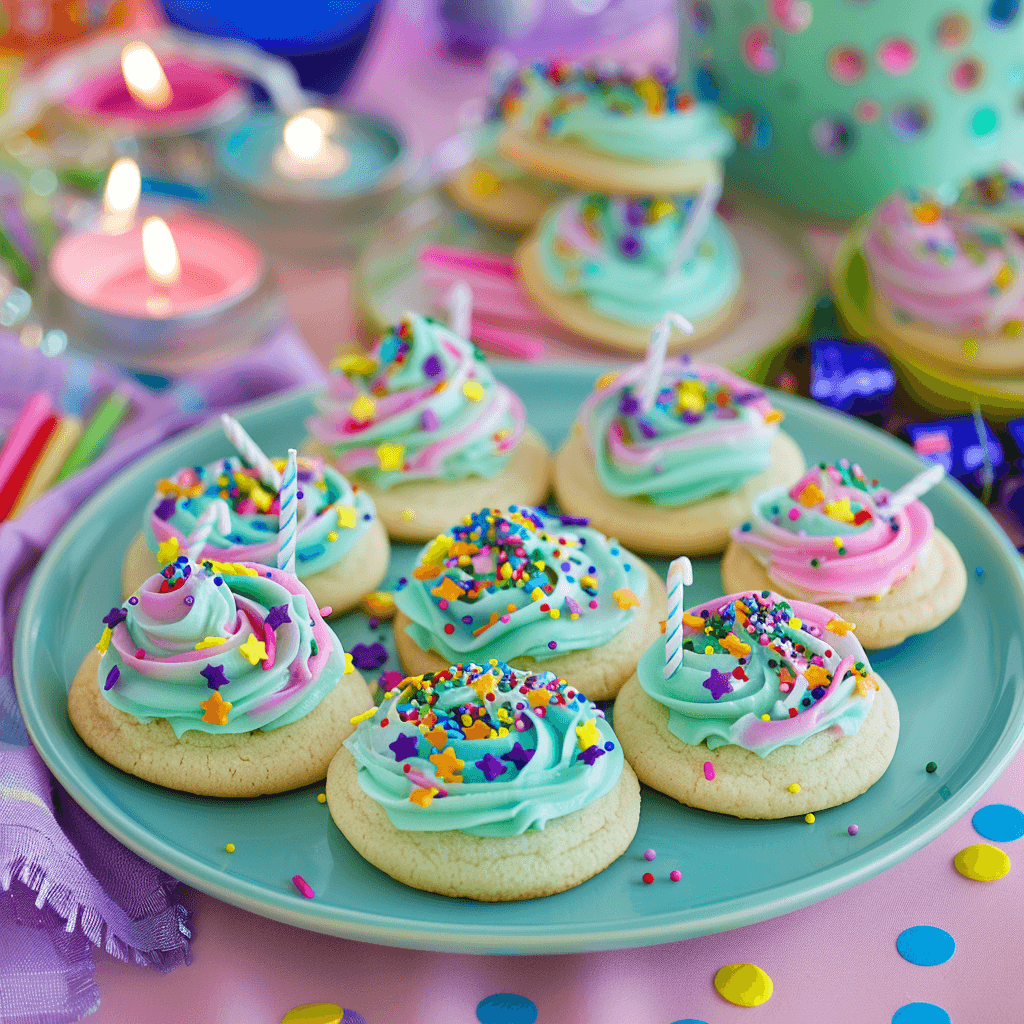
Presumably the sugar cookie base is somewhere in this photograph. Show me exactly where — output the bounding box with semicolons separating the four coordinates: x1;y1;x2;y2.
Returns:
613;671;899;818
304;427;553;543
326;746;640;900
392;558;667;701
553;429;806;557
497;128;719;197
69;648;373;798
872;289;1024;377
120;515;391;619
447;162;556;234
515;234;743;355
720;529;967;650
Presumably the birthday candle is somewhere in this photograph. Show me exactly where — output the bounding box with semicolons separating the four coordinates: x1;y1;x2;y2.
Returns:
9;415;83;517
277;448;297;573
664;556;693;679
635;312;694;415
885;462;945;514
667;175;724;277
220;413;282;491
444;280;473;338
186;499;230;562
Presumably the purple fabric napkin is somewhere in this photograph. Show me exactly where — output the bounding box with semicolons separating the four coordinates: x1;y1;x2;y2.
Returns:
0;326;326;1024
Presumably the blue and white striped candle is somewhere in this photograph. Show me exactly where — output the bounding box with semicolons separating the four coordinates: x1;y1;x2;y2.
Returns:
635;312;694;415
664;555;693;679
277;448;298;574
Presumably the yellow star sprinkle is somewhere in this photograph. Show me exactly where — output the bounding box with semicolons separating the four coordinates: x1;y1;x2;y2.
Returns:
409;786;439;808
350;394;376;422
336;505;357;528
824;498;855;523
429;746;464;783
424;726;449;749
719;633;752;658
683;612;705;628
798;483;825;507
156;536;180;564
422;534;453;566
528;689;552;708
194;636;227;650
95;627;112;654
612;588;640;609
804;665;830;689
376;443;405;471
200;690;232;725
239;634;268;665
462;381;485;402
350;706;378;725
344;652;355;675
576;718;601;750
826;618;856;636
856;673;880;697
463;719;492;740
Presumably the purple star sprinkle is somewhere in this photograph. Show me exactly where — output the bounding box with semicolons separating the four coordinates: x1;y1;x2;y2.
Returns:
154;496;177;520
388;732;420;761
350;642;388;670
703;667;734;701
501;742;535;771
618;234;642;258
421;409;440;431
264;605;291;630
102;607;127;628
475;753;508;781
559;515;590;527
200;664;230;690
617;391;640;417
638;420;658;439
104;666;120;690
624;201;646;227
422;354;444;378
577;745;606;766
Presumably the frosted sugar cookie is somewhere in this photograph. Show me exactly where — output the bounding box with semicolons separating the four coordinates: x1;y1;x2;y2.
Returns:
327;661;639;900
392;506;665;700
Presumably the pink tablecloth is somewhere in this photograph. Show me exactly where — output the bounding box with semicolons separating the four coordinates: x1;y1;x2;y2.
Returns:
84;5;1024;1023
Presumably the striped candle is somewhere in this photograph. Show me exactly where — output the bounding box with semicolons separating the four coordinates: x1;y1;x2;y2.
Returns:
220;413;282;491
634;312;694;415
277;448;298;574
187;499;230;562
664;555;693;679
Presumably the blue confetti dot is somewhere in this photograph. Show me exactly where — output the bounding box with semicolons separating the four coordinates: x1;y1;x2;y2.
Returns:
892;1003;951;1024
972;803;1024;842
975;566;984;577
476;994;538;1024
896;925;955;966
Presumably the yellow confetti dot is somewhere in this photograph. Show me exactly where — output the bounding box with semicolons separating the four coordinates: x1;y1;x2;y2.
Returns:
156;536;180;565
225;843;235;853
1003;320;1023;337
336;505;357;529
327;531;338;542
462;381;486;402
376;443;405;471
714;963;773;1007
239;634;268;665
761;714;771;721
281;1003;344;1024
350;394;376;422
95;627;113;654
401;508;416;521
963;337;979;358
344;652;355;675
705;645;714;655
805;813;815;824
470;168;500;196
955;843;1011;881
788;783;801;794
594;371;619;391
764;409;784;425
332;353;376;376
317;793;327;804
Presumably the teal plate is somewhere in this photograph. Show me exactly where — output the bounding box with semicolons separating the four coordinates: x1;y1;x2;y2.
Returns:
14;367;1024;954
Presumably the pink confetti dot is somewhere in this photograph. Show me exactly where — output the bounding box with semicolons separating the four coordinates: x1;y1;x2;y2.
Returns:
670;870;682;882
644;849;656;861
848;824;859;836
292;874;315;899
704;761;716;781
787;508;801;521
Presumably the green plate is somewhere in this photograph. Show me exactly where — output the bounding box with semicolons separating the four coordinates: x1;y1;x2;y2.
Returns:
14;367;1024;953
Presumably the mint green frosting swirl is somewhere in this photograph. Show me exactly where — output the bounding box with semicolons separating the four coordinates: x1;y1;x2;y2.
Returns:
393;506;647;664
98;561;343;737
638;591;876;757
344;661;622;836
536;195;740;327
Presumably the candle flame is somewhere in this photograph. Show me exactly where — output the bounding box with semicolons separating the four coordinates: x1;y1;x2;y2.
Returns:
103;158;141;218
142;217;180;287
121;42;173;110
282;110;336;161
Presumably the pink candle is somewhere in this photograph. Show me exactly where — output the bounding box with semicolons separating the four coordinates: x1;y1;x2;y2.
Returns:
48;213;264;319
62;57;245;137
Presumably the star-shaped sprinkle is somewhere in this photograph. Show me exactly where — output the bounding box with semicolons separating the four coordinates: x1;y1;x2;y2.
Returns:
429;746;464;783
577;745;606;766
102;607;128;628
350;642;388;670
104;666;120;690
719;633;752;658
194;636;227;650
408;787;438;808
703;668;734;701
154;496;177;521
376;443;405;471
264;605;291;630
804;665;829;689
527;689;551;708
200;664;230;690
200;690;232;725
501;742;535;771
462;718;492;740
424;726;449;749
612;588;640;609
475;753;507;781
156;536;180;564
826;618;856;636
95;627;112;654
576;718;601;750
798;482;825;507
344;652;355;675
336;505;357;529
239;635;268;665
389;732;420;761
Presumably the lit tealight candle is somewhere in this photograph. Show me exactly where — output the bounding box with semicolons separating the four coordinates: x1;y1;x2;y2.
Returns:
120;41;173;111
273;108;351;181
141;217;181;316
101;157;141;234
